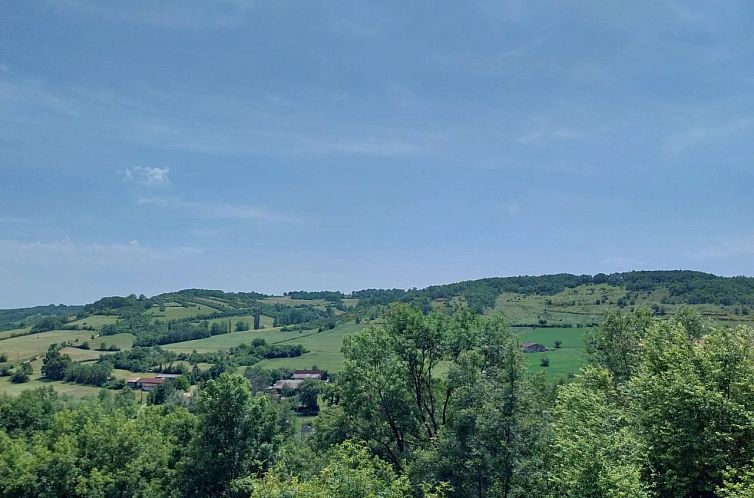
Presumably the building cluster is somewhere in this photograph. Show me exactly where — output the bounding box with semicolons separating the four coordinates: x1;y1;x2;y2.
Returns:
267;369;323;395
126;373;182;391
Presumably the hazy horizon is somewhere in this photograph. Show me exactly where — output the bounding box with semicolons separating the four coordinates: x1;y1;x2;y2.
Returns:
3;1;754;307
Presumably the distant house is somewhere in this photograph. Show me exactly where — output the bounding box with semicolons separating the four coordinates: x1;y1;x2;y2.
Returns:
126;377;167;391
292;369;323;380
267;378;304;395
521;343;547;353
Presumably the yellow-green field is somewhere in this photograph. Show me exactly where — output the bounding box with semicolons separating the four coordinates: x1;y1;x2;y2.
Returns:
0;359;102;398
161;322;367;372
491;284;754;327
60;347;102;362
95;333;136;350
0;329;97;362
0;327;31;340
255;322;367;372
65;314;119;330
145;304;218;321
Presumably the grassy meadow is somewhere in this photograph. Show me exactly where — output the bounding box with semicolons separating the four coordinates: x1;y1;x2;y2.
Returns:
0;358;102;398
145;304;218;321
0;329;98;362
514;326;589;379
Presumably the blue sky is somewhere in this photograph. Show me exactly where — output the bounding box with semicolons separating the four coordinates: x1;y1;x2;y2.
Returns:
2;1;754;307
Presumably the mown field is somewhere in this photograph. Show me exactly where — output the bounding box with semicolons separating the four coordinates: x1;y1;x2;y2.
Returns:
65;314;119;330
0;358;102;398
145;304;218;321
0;329;97;362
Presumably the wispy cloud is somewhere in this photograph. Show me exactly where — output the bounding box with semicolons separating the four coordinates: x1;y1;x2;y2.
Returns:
123;166;170;186
137;197;300;223
0;238;203;266
695;235;754;260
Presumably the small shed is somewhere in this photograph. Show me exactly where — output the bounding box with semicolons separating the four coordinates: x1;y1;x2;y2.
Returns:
521;342;547;353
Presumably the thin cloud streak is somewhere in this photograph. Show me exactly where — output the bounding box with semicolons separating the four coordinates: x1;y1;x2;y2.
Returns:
0;238;204;266
123;166;170;186
137;197;302;223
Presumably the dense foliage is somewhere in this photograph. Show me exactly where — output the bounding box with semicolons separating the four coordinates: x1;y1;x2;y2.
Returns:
6;302;754;497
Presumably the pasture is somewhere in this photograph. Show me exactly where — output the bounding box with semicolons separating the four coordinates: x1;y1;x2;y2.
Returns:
0;359;102;398
0;329;97;362
0;327;31;340
255;322;367;372
145;304;218;321
65;314;119;330
514;326;589;380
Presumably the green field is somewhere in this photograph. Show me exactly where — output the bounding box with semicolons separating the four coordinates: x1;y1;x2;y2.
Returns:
490;284;754;327
161;322;367;372
0;327;31;340
60;347;102;362
0;329;97;362
256;322;367;372
65;314;119;330
0;359;102;398
95;333;136;350
145;304;218;321
514;326;589;379
163;327;289;353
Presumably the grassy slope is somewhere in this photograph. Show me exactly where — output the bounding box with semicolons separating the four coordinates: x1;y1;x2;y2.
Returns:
255;322;367;372
0;359;102;398
0;327;31;340
145;304;218;321
161;322;367;372
0;329;98;362
65;314;119;330
492;283;754;327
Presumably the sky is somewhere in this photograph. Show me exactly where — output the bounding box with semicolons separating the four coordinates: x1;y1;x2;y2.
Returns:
2;1;754;307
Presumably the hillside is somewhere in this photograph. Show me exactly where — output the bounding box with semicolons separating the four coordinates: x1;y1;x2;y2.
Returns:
1;270;753;397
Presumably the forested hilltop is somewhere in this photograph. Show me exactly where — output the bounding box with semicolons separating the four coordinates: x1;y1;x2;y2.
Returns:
4;270;754;332
3;271;754;496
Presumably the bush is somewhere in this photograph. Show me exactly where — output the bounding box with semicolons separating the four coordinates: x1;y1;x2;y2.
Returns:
540;357;550;367
10;363;32;383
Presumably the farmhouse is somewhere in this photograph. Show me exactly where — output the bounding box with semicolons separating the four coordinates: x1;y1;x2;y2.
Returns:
267;378;304;394
292;369;323;380
127;376;168;391
521;342;547;353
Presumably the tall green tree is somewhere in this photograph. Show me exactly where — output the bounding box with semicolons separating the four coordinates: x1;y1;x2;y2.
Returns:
626;322;754;497
584;307;653;384
180;373;288;498
550;367;647;498
41;344;71;381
